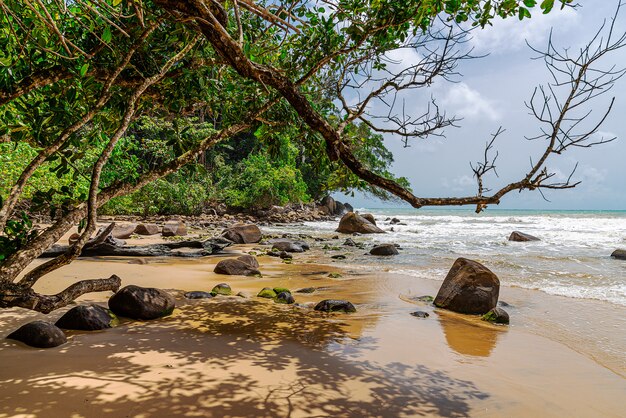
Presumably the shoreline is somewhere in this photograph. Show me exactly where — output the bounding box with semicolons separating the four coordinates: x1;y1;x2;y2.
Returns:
1;222;625;417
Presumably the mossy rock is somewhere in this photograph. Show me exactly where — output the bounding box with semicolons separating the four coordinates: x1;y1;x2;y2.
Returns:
328;272;343;278
295;287;316;294
273;287;290;295
274;292;295;304
481;307;510;325
414;295;434;303
257;288;277;298
211;283;232;296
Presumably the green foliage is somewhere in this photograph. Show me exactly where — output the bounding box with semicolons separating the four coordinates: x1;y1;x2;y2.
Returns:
0;212;36;261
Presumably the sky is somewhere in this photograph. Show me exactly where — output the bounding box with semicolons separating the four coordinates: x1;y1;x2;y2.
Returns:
336;1;626;210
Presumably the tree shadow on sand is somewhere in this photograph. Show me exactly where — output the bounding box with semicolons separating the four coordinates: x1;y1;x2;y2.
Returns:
1;298;489;417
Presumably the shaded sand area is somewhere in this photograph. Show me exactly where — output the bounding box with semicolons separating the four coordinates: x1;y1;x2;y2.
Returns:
1;232;625;417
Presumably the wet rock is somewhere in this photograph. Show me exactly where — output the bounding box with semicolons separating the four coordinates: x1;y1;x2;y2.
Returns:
271;240;306;253
390;218;401;225
7;321;67;348
211;283;232;296
344;203;354;213
236;291;249;298
434;258;500;315
336;212;384;234
611;249;626;260
331;254;347;260
295;287;316;294
314;299;357;313
214;259;261;276
237;254;259;268
55;304;117;330
112;224;137;239
258;288;277;298
279;251;292;260
135;223;160;236
413;295;434;303
361;213;377;225
328;272;342;278
335;201;347;216
343;238;357;246
508;231;540;242
370;244;399;256
109;285;176;320
482;307;510;324
498;301;512;308
184;291;214;299
274;292;295;304
162;222;187;237
273;287;290;294
221;224;262;244
319;196;336;215
410;311;430;318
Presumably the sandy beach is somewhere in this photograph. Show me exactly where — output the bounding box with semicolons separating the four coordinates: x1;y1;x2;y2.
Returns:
0;227;625;418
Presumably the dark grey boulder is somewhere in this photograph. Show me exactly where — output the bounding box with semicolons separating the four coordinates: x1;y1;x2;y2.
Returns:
221;224;262;244
7;321;67;348
331;254;347;260
135;223;160;236
214;259;261;276
271;241;304;253
274;292;295;304
336;212;384;234
434;258;500;315
370;244;399;256
184;291;214;299
55;304;117;330
611;249;626;260
344;203;354;212
410;311;430;318
508;231;540;242
109;285;175;320
314;299;357;313
482;307;510;324
334;201;347;215
390;218;401;225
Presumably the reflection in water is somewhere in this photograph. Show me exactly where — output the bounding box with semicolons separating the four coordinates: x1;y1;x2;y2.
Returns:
437;312;505;357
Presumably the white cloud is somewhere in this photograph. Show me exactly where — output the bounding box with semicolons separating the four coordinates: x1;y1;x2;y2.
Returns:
442;174;476;192
441;82;501;121
469;7;580;53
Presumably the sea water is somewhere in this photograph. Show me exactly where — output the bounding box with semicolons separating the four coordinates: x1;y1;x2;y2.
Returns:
266;208;626;307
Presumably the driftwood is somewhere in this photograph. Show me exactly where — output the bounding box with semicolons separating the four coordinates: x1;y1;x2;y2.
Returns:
40;236;231;259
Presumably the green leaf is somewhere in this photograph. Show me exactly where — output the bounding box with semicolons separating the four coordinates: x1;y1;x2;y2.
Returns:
80;63;89;77
112;0;123;6
102;26;112;43
540;0;555;14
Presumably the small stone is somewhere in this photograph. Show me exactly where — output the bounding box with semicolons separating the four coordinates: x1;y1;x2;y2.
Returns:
257;288;277;298
370;244;399;256
343;238;357;246
482;307;510;325
331;254;347;260
279;251;292;260
211;283;232;296
328;272;342;278
314;299;356;313
7;321;67;348
295;287;316;294
410;311;430;318
413;295;434;303
184;291;214;299
274;292;295;304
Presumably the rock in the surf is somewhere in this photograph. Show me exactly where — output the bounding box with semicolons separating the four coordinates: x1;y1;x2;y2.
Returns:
610;249;626;260
314;299;357;313
336;212;384;234
434;258;499;315
508;231;540;242
370;244;399;256
481;307;510;324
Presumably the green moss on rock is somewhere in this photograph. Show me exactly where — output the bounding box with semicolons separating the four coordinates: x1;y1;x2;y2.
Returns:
257;288;277;298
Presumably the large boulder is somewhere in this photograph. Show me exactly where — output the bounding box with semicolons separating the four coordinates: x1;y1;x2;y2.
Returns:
611;249;626;260
508;231;540;242
162;222;187;237
214;259;260;276
55;304;117;330
370;244;399;256
221;224;262;244
112;224;137;239
434;258;500;315
314;299;357;313
320;196;336;215
7;321;67;348
135;223;160;236
334;201;347;215
108;285;175;320
361;213;377;225
336;212;384;234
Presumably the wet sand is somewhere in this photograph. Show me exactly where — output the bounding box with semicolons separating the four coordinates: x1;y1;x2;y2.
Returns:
1;231;625;417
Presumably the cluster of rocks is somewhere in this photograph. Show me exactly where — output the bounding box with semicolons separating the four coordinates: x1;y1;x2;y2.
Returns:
69;222;188;245
7;285;176;348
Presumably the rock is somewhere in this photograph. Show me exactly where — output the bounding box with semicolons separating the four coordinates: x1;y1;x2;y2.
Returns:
611;249;626;260
434;258;500;315
279;251;292;260
68;233;80;245
274;292;295;304
221;224;262;244
508;231;540;242
344;203;354;212
184;291;214;299
482;307;510;324
314;299;357;313
320;196;336;215
336;212;385;234
410;311;430;318
162;222;187;237
413;295;434;303
361;213;376;225
258;288;277;298
370;244;399;256
108;285;175;320
211;283;232;296
237;254;259;268
331;254;346;260
273;287;290;294
335;201;347;215
7;321;67;348
390;218;401;225
112;224;137;239
214;259;261;276
296;287;316;294
236;291;249;298
343;238;357;246
328;272;342;278
271;240;305;253
498;301;512;307
135;223;160;236
55;304;117;330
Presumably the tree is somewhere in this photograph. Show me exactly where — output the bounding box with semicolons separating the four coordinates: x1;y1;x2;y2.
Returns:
0;0;624;312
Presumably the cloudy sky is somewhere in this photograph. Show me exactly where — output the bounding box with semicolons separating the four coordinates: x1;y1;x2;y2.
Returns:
341;1;626;210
